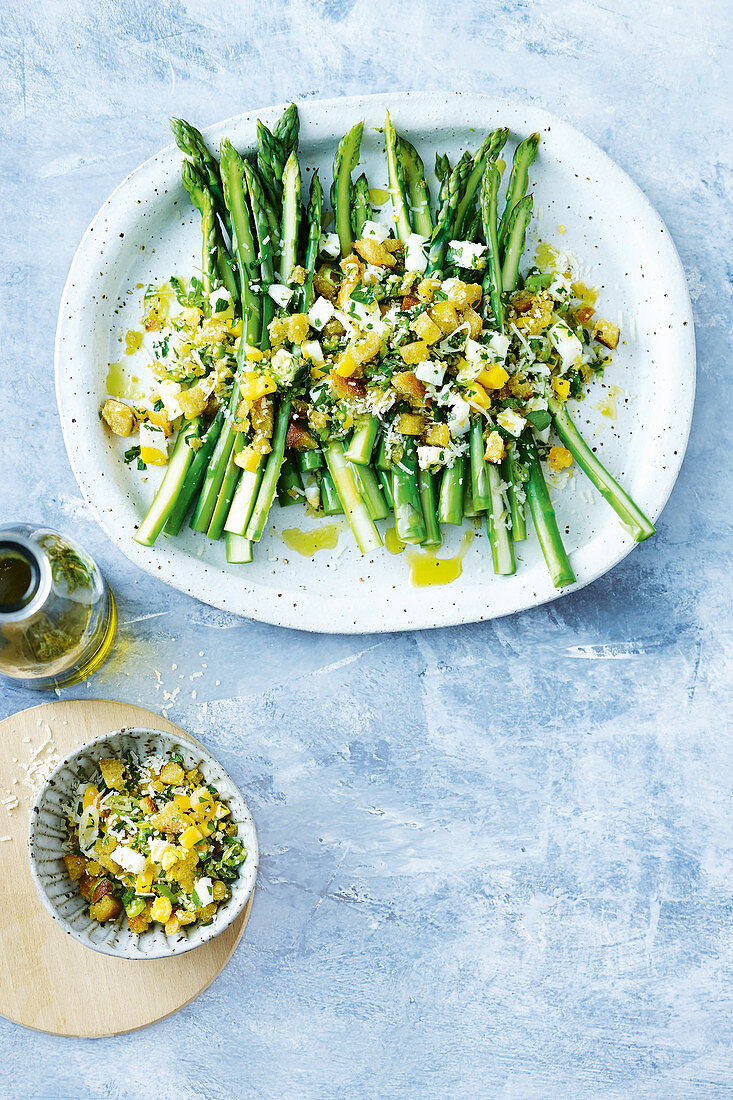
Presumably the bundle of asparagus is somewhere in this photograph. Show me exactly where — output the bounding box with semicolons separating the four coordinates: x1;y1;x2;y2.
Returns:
105;104;653;587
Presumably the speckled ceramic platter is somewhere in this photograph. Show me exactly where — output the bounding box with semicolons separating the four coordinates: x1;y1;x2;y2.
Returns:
55;92;695;633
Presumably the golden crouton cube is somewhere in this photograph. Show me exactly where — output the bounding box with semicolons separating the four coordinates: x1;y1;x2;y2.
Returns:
399;340;430;365
151;801;187;835
484;431;505;464
354;238;397;269
411;313;442;345
99;757;125;791
425;423;451;447
63;853;87;882
159;761;185;786
461;306;483;338
89;895;122;923
128;903;153;934
416;276;442;303
593;318;620;349
287;313;310;344
78;873;99;902
101;399;135;437
397;413;426;436
428;300;460;335
392;371;427;407
147;407;172;436
178;385;208;419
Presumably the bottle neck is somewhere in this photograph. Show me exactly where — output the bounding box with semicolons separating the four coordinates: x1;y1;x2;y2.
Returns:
0;537;47;620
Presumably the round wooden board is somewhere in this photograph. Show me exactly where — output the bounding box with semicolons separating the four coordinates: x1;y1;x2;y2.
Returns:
0;698;253;1037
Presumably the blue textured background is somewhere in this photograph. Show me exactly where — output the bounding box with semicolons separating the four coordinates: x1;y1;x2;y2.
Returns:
1;1;732;1096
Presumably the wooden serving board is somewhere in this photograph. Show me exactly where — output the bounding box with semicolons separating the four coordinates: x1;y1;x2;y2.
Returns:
0;699;253;1037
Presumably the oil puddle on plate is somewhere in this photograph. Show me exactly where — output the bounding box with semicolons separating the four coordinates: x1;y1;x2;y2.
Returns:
403;529;475;586
280;523;345;558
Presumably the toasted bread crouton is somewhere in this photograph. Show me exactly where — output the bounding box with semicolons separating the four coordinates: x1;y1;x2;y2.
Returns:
354;238;398;269
593;318;620;349
101;400;135;437
392;371;427;407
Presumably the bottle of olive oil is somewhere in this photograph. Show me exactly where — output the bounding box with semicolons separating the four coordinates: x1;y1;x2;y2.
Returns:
0;524;117;689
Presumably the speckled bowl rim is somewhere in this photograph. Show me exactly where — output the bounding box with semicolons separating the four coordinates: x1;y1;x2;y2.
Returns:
55;91;696;632
28;727;259;960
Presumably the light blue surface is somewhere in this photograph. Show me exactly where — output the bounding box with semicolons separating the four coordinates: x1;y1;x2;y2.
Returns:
1;1;732;1096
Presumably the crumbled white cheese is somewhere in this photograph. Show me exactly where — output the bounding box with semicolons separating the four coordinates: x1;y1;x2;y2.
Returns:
301;339;324;366
549;322;583;370
155;380;183;420
308;296;335;331
209;287;233;314
360;220;390;243
497;408;526;437
414;360;446;387
148;838;176;865
404;233;429;273
318;232;341;258
270;348;298;386
113;846;148;875
448;395;471;437
485;332;510;362
446;239;487;269
268;283;294;308
193;876;214;908
139;421;168;460
417;445;444;469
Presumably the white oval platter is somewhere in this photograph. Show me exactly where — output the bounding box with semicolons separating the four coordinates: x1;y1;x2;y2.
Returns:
55;92;695;633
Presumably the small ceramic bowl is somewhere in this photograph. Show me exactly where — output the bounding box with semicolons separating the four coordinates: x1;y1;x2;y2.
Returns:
28;727;258;959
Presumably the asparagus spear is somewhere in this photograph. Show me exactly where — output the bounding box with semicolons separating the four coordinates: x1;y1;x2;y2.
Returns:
521;435;576;587
426;152;471;273
470;418;492;512
245;400;292;541
435;153;451;206
501;194;533;293
480;161;504;331
300;171;323;312
438;458;465;526
135;418;203;546
324;440;382;552
392;439;426;544
398;135;433;237
453;127;509;240
384;112;412;242
164;409;225;536
498;133;540;258
181;159;237;305
548;398;655;541
418;468;442;548
486;465;516;575
351;173;372;238
190;140;260;534
273;103;299;160
278;152;301;284
181;162;218;304
321;470;344;516
221;163;280;545
256;119;286;208
170;118;230;236
503;443;528;542
244;160;277;342
333;121;364;257
240;154;303;543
